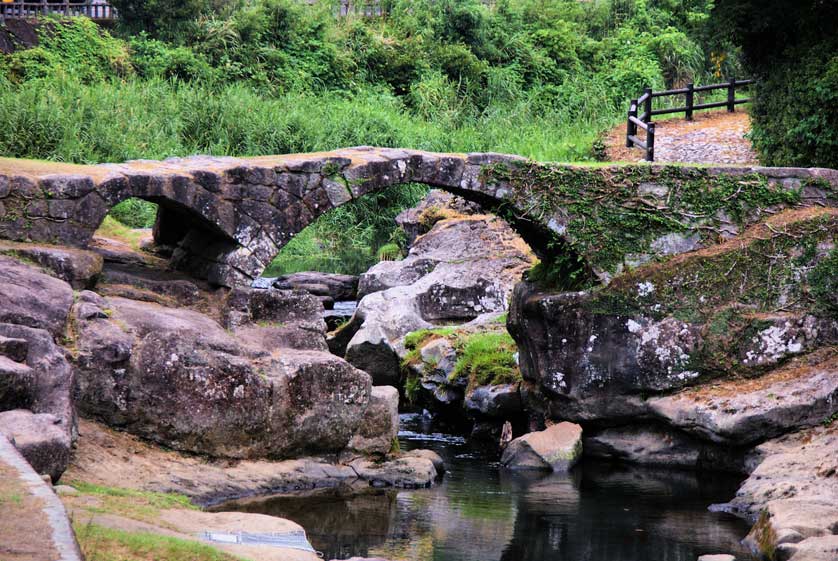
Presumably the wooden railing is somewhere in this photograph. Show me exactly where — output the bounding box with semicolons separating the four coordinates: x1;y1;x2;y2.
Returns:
0;2;116;22
626;78;754;162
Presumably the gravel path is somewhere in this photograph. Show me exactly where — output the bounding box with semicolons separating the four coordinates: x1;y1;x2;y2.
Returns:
605;110;758;165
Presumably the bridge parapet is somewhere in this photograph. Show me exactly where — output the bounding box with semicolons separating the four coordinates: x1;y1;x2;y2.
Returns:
0;147;835;286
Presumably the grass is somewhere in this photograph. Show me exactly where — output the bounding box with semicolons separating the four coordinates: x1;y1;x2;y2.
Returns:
402;325;521;392
0;491;22;506
94;215;149;250
74;523;239;561
66;481;198;525
450;332;521;387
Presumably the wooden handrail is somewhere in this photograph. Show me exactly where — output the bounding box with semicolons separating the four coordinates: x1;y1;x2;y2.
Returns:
625;77;753;162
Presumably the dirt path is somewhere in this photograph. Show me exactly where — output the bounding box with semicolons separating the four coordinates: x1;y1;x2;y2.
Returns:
604;110;758;165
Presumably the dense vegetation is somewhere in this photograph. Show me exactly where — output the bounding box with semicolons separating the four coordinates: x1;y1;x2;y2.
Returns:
711;0;838;168
0;0;737;274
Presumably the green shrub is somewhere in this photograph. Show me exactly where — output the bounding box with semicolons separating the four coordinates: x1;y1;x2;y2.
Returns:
108;199;159;229
129;35;215;82
749;45;838;168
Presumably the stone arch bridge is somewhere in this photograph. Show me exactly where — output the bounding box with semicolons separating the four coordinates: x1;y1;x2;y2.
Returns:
0;147;835;286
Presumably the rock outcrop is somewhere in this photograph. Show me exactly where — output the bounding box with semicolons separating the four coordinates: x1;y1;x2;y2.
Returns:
0;257;77;481
339;202;535;386
718;423;838;561
399;312;526;435
510;208;838;428
500;422;583;471
648;351;838;445
71;288;379;459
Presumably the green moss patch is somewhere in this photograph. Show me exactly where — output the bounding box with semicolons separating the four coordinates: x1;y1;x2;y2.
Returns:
401;323;521;401
590;209;837;322
483;162;806;277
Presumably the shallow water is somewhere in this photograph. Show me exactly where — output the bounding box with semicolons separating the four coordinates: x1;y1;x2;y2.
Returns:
230;414;756;561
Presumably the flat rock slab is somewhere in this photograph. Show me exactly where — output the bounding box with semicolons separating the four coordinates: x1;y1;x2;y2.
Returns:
0;435;83;561
65;419;441;507
0;240;102;289
722;423;838;560
66;504;319;561
649;352;838;445
501;422;583;471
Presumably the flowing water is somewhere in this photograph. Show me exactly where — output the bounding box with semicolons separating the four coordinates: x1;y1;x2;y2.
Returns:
227;414;757;561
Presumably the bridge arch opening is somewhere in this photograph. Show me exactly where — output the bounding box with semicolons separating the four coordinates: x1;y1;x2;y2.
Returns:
93;195;241;281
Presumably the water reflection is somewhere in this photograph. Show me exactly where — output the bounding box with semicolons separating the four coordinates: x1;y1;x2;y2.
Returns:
221;414;755;561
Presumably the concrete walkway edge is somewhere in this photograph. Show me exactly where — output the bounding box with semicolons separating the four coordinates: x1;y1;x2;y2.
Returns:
0;435;83;561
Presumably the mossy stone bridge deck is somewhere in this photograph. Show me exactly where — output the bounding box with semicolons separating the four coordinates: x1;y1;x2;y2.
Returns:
0;147;835;287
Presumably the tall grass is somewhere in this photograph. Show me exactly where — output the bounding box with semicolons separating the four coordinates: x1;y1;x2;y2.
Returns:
0;76;615;164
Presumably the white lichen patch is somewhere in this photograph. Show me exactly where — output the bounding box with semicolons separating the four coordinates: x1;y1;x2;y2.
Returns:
744;321;811;366
626;319;643;333
637;281;655;297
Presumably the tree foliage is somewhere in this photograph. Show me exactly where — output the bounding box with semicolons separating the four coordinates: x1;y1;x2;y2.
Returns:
711;0;838;167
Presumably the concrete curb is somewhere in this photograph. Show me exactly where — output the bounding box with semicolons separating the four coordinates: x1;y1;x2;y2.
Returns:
0;435;83;561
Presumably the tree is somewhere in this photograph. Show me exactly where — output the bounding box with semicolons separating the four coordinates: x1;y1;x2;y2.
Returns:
711;0;838;167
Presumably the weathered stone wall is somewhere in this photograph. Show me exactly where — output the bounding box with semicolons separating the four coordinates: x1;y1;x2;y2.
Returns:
0;149;835;286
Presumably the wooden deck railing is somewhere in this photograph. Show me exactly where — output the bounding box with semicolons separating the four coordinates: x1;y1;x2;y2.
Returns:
0;2;116;22
626;78;754;162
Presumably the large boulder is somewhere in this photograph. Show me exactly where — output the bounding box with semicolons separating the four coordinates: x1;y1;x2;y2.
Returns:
500;422;583;471
509;208;838;426
346;385;399;456
341;209;535;386
71;290;375;459
0;255;73;337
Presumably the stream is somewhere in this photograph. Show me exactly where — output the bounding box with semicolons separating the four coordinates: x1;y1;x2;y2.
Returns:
227;413;757;561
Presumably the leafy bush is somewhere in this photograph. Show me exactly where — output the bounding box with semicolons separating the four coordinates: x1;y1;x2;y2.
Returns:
710;0;838;167
5;18;131;83
108;199;158;229
129;35;215;82
748;44;838;168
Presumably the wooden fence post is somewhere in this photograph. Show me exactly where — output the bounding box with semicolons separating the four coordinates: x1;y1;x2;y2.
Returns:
685;82;694;121
727;76;736;112
646;122;655;162
643;87;652;120
626;99;637;148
